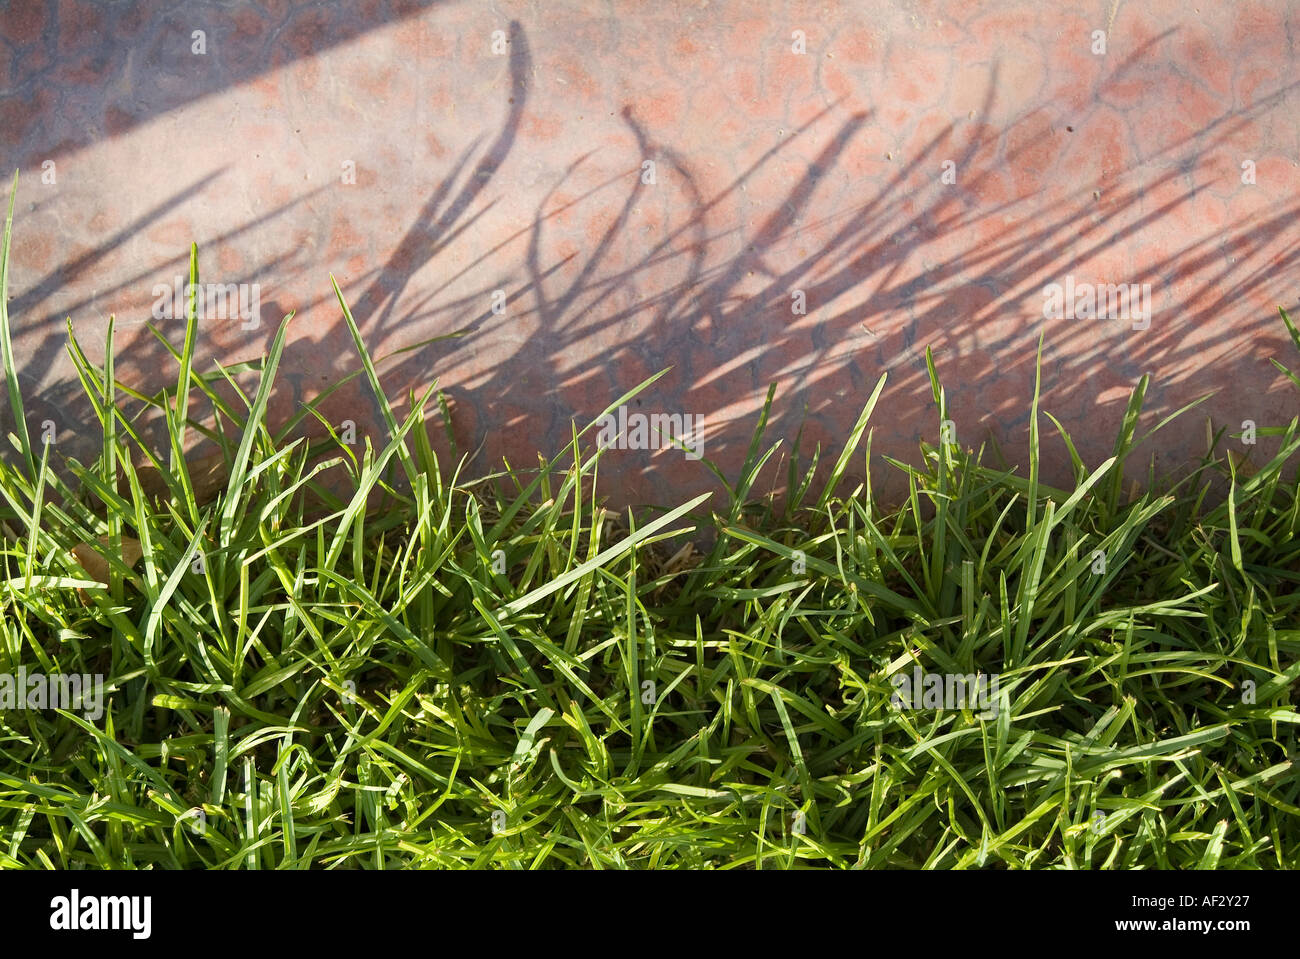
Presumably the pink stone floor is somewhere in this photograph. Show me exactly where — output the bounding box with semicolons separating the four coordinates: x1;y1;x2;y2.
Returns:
2;1;1298;507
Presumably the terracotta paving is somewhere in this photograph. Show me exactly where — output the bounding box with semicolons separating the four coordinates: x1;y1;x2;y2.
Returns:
2;0;1298;507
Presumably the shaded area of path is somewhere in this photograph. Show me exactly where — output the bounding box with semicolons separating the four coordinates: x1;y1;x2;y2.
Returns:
1;0;1297;508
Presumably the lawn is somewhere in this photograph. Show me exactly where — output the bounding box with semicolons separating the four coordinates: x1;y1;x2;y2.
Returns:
1;175;1297;869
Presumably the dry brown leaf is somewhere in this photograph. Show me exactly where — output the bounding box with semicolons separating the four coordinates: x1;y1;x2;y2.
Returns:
1228;449;1259;479
71;535;144;586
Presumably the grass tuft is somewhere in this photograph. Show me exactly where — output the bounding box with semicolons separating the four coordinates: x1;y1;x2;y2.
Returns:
0;192;1296;868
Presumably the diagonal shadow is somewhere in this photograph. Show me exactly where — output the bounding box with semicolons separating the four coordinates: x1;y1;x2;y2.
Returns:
0;0;447;166
5;19;1299;518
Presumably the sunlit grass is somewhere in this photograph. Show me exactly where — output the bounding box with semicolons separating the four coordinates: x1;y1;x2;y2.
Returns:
0;172;1297;869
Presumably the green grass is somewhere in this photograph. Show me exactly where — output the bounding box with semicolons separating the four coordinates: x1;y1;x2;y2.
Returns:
0;175;1298;869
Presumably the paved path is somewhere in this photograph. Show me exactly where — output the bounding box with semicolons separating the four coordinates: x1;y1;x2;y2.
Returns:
2;0;1297;506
